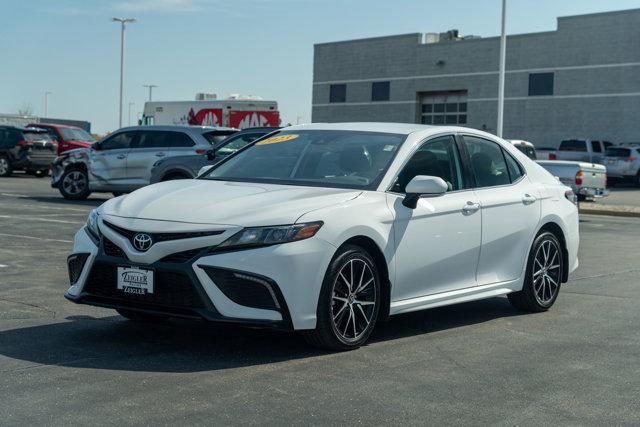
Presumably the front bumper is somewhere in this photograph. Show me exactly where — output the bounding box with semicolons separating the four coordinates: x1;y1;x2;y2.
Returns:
65;224;335;330
577;187;609;198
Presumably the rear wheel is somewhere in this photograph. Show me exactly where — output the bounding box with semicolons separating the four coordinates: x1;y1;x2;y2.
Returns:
634;171;640;187
116;309;168;323
0;155;12;177
59;168;90;200
304;245;380;351
508;231;563;312
162;173;189;181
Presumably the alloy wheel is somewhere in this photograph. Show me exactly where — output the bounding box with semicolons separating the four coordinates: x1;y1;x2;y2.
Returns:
0;158;8;175
532;239;561;305
330;258;377;343
62;171;87;195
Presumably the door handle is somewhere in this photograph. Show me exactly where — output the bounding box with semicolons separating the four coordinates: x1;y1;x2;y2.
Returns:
522;194;537;205
116;154;126;159
155;152;166;157
462;201;481;214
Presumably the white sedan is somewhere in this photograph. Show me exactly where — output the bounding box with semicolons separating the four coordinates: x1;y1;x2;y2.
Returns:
65;123;579;350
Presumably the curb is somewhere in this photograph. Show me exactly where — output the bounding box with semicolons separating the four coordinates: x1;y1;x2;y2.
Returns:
579;206;640;218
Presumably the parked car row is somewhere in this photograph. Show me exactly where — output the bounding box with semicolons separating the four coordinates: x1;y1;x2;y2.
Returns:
50;125;279;200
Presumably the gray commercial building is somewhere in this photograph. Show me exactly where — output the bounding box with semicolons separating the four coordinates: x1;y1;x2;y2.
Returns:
312;9;640;146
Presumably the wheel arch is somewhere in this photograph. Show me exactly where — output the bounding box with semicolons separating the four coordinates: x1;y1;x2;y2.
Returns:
336;235;391;322
161;168;193;181
536;221;569;283
64;160;88;173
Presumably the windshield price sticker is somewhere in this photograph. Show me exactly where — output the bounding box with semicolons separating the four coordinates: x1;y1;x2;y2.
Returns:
256;134;299;145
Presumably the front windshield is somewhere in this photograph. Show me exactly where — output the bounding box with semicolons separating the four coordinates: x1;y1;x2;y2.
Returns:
204;130;406;190
60;128;96;142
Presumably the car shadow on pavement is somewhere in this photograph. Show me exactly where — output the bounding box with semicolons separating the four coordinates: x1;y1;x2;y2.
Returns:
21;195;111;207
0;297;522;373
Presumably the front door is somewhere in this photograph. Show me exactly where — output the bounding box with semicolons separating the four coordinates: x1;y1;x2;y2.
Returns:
461;135;541;285
389;134;481;302
89;131;136;185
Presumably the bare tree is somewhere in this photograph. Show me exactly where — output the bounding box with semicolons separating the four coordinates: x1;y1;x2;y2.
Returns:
16;103;34;116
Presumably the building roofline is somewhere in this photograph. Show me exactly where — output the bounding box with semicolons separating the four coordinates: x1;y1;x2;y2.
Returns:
314;33;421;47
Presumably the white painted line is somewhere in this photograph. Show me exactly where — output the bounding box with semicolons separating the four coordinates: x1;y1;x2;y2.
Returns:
0;215;84;225
0;193;30;198
0;233;73;244
0;264;8;268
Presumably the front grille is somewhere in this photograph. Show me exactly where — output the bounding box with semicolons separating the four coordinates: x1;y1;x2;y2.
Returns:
103;221;225;243
83;261;205;309
159;248;203;263
103;238;126;258
202;267;280;310
67;253;89;284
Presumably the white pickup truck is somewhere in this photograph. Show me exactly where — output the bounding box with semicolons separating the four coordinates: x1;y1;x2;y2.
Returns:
510;140;609;201
536;139;614;163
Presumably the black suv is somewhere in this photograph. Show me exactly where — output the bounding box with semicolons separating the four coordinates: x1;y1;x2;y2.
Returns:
0;126;57;177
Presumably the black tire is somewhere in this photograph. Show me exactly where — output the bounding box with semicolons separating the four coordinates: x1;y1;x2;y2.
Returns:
304;245;381;351
634;171;640;188
59;168;91;200
577;194;586;202
116;309;168;323
0;155;12;177
508;231;564;312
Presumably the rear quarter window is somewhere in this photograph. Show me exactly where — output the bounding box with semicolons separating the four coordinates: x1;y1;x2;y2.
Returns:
559;140;587;152
22;131;52;142
605;148;631;157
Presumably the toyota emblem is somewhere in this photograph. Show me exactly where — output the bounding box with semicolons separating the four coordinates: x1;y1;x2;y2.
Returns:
132;233;153;251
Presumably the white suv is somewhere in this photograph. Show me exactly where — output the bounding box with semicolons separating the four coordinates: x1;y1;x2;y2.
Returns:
604;145;640;186
51;125;236;199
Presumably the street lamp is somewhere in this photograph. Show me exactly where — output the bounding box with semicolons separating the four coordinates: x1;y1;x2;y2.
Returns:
44;91;52;117
496;0;507;138
112;17;136;129
128;102;135;126
143;84;157;101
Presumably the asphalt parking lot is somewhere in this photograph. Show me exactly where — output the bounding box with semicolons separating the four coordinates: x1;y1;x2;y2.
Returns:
1;174;639;425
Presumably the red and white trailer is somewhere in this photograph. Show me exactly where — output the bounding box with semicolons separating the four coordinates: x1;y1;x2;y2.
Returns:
142;98;280;129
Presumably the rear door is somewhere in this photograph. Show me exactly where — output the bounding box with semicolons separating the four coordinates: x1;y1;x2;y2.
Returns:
590;140;605;164
166;131;198;157
461;135;541;285
125;130;170;186
89;131;136;184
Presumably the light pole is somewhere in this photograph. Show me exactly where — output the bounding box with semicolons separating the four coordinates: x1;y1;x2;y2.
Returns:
496;0;507;138
128;102;135;126
143;84;157;101
44;91;52;117
112;17;136;129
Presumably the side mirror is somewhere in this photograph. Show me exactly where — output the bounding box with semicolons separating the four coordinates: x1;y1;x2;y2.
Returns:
197;166;211;177
205;149;215;161
402;175;448;209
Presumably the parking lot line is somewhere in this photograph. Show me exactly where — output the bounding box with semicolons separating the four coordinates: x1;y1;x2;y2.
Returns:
0;215;84;225
0;232;73;244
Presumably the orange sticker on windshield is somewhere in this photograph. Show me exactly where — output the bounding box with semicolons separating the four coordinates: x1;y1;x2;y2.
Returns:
256;134;299;145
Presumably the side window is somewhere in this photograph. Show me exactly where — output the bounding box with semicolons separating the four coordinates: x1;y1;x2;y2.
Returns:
166;132;195;148
100;132;135;150
591;141;602;153
136;131;168;149
463;136;511;188
559;140;587;152
393;135;464;193
215;133;263;156
503;149;524;182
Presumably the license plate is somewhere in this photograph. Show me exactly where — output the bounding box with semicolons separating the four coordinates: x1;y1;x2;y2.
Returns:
117;266;154;295
606;159;617;165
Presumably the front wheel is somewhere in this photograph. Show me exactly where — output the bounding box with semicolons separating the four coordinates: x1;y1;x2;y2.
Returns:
0;155;12;177
304;245;381;351
59;169;90;200
508;231;564;312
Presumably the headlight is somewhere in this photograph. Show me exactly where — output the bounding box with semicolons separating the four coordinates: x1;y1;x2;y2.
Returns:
86;209;101;240
217;222;323;250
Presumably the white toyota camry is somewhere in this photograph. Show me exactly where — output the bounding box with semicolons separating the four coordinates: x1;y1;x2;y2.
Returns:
66;123;579;350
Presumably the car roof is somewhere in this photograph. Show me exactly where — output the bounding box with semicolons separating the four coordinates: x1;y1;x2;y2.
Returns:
31;122;83;130
0;125;47;132
116;125;238;133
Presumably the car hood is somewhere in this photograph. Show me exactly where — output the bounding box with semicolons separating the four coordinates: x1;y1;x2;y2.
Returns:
103;179;361;226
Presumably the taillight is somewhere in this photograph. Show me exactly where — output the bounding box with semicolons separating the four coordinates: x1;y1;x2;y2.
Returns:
549;153;557;160
565;189;578;205
575;170;583;186
17;139;29;146
604;173;608;188
625;156;637;162
195;149;206;155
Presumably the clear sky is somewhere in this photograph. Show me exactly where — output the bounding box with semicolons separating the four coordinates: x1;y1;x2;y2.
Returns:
1;0;639;134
